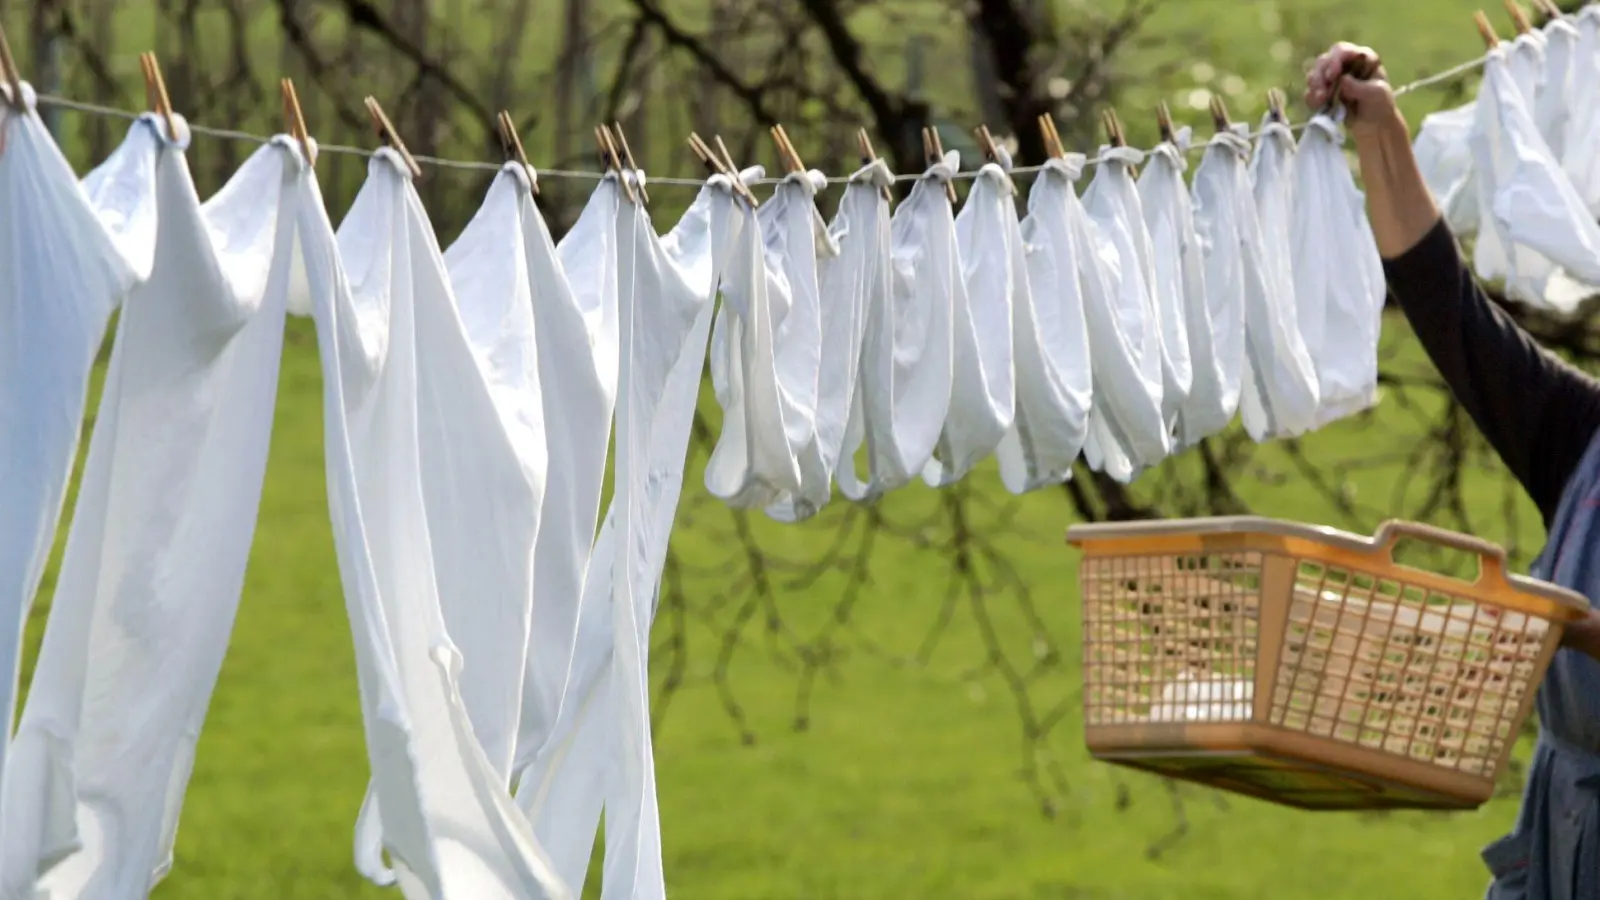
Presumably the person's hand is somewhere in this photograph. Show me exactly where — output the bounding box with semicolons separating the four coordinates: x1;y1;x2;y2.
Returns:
1305;42;1400;136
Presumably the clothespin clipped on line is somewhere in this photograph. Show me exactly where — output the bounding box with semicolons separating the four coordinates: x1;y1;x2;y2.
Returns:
1101;108;1137;176
1503;0;1533;34
923;125;958;203
0;21;22;112
139;52;179;143
364;97;421;180
611;122;648;205
1154;102;1175;145
1475;9;1503;47
494;111;537;194
686;131;758;207
770;123;804;175
280;79;316;168
1266;88;1287;124
1532;0;1564;21
1037;113;1065;158
1208;95;1233;134
854;128;893;202
595;126;637;204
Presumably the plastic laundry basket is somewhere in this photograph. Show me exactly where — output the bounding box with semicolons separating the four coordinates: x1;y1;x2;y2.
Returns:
1065;516;1589;811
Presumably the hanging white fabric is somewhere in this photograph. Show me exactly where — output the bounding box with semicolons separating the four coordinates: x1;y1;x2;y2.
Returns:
994;153;1091;493
307;148;567;900
705;165;811;508
1187;127;1252;449
838;151;955;499
1243;115;1320;441
0;88;157;877
3;125;297;899
1535;14;1581;160
428;162;551;785
1139;127;1230;451
511;175;622;783
1415;103;1481;235
1470;41;1600;314
1292;111;1387;427
1082;144;1169;479
925;150;1016;486
760;169;838;522
1563;6;1600;215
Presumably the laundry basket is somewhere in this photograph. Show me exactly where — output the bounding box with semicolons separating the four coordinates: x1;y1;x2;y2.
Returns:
1065;516;1589;811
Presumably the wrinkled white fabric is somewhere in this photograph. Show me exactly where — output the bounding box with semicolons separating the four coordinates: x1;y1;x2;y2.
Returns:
992;154;1090;493
1414;103;1480;235
511;177;621;780
1082;144;1168;480
760;169;839;522
3;120;291;900
0;90;156;836
1244;116;1320;441
925;153;1016;486
1293;113;1387;427
1564;6;1600;214
427;163;550;784
1139;128;1229;451
1471;42;1600;313
1188;128;1252;447
310;149;567;900
1536;16;1581;160
839;152;954;499
705;166;811;507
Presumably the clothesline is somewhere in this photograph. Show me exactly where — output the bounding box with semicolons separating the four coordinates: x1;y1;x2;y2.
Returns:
29;48;1489;187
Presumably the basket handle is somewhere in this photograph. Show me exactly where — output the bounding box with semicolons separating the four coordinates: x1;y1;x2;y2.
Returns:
1372;519;1508;585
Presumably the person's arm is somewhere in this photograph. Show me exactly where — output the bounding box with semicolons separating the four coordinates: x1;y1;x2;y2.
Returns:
1307;44;1600;525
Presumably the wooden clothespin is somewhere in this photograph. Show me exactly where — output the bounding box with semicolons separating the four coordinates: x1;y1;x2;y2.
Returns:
1265;88;1287;124
1532;0;1564;20
494;110;537;194
1503;0;1533;33
1037;113;1065;158
610;122;648;204
139;52;179;142
364;96;422;179
973;123;1001;162
770;124;804;175
713;133;758;208
597;126;637;204
1208;95;1233;134
1475;10;1503;47
923;125;957;203
280;79;316;168
686;131;757;207
1155;102;1175;145
0;22;22;111
1101;108;1127;148
855;127;892;202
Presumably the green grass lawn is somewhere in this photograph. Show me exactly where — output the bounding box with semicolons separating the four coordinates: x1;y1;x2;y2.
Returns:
9;0;1556;896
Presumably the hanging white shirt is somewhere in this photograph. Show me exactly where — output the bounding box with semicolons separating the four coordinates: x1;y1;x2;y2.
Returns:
1292;112;1387;427
1470;41;1600;314
1243;115;1320;441
432;162;551;784
309;148;567;900
926;152;1017;486
0;90;156;836
838;152;955;499
512;175;622;782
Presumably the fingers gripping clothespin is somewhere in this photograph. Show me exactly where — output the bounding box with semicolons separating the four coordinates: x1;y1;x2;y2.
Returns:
365;97;422;179
923;125;957;203
1503;0;1534;34
496;111;537;194
281;79;316;168
139;52;179;143
611;122;647;204
1475;10;1503;47
854;127;892;203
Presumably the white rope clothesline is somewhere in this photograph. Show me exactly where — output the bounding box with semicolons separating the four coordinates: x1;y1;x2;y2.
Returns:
27;49;1491;188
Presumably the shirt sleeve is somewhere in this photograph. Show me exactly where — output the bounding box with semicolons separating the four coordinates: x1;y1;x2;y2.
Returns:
1383;218;1600;525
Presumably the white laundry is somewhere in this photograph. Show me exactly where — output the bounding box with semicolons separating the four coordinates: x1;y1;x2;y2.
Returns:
1244;115;1320;441
1471;41;1600;314
1139;127;1229;451
307;148;567;900
428;162;551;784
1082;144;1169;480
1188;127;1252;447
705;166;810;508
1415;103;1481;235
1563;6;1600;214
926;151;1017;486
759;169;837;522
766;165;872;519
1535;14;1581;160
3;118;291;900
995;153;1092;493
511;176;622;781
838;151;955;499
1293;112;1388;427
0;89;156;880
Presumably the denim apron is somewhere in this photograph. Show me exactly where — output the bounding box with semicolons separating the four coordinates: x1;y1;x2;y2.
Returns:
1485;428;1600;899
